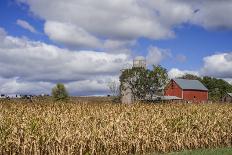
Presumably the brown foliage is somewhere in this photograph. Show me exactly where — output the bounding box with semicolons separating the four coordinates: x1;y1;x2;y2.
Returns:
0;98;232;154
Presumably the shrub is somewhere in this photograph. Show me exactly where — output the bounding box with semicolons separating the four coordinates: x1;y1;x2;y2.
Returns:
51;83;69;101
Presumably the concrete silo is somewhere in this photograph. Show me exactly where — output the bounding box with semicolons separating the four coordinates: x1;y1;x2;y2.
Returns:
121;56;146;104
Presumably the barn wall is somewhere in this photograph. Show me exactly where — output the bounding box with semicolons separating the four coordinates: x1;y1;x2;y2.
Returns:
183;90;208;102
164;80;183;99
222;95;232;103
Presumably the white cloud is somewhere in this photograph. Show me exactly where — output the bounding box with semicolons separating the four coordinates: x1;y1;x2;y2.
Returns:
0;27;7;39
16;19;37;33
0;77;52;95
44;21;101;49
169;52;232;81
15;0;232;50
168;68;199;79
17;0;190;44
176;54;187;63
146;46;171;65
44;21;135;50
0;27;131;95
201;52;232;78
189;1;232;30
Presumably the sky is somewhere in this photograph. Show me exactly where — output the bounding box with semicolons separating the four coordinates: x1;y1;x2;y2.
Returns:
0;0;232;96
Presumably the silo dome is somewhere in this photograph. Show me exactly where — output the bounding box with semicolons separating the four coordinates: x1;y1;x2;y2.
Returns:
133;56;146;68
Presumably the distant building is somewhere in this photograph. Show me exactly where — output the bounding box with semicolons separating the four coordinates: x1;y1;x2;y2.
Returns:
0;94;6;98
222;93;232;103
165;79;208;102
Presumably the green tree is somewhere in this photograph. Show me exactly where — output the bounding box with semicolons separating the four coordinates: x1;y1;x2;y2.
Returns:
180;74;201;81
201;76;232;101
120;65;169;101
120;67;148;101
145;65;169;99
52;83;69;101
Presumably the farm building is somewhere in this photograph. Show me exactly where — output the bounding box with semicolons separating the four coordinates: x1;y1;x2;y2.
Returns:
165;79;208;102
222;93;232;103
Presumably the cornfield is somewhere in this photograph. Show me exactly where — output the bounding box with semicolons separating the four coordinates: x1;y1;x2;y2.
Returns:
0;98;232;155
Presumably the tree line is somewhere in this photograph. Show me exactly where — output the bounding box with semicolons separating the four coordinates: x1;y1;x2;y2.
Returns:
50;67;232;102
119;66;232;102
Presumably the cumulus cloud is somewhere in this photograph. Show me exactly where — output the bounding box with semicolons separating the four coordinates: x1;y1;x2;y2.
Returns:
16;19;37;33
0;27;7;39
189;1;232;30
17;0;193;48
169;51;232;81
168;68;199;79
15;0;232;50
176;54;187;63
0;77;52;95
44;21;135;50
0;27;131;95
201;52;232;78
146;46;171;65
44;21;101;49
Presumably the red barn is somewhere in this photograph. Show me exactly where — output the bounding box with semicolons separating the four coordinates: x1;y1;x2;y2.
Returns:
165;79;208;102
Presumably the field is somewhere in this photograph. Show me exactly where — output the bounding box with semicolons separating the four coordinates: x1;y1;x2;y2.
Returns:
0;97;232;155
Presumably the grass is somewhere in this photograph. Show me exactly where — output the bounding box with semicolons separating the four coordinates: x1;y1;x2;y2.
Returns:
167;147;232;155
0;97;232;154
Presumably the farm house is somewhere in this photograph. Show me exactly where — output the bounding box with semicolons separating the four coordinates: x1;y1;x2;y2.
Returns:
222;93;232;103
165;79;208;102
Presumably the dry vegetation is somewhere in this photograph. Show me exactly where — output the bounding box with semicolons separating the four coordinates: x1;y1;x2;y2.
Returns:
0;98;232;155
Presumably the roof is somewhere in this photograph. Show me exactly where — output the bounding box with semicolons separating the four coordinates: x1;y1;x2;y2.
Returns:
228;93;232;97
173;79;208;91
147;95;182;101
161;96;182;100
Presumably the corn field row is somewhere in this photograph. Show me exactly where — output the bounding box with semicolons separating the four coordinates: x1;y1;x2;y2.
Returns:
0;98;232;154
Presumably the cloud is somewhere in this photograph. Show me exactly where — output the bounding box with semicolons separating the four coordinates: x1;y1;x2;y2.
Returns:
0;77;52;95
16;19;37;33
0;27;7;39
0;27;131;95
17;0;232;42
18;0;192;46
176;54;187;63
201;52;232;78
169;51;232;80
44;21;101;49
189;1;232;30
44;21;135;50
168;68;199;79
146;46;171;65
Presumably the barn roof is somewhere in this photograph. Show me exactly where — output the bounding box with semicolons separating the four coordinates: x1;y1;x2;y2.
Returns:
228;93;232;97
173;79;208;91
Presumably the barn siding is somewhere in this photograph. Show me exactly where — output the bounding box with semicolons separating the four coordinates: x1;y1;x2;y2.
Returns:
165;80;183;99
183;90;208;102
165;79;208;102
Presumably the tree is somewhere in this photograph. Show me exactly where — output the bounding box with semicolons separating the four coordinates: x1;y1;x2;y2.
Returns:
120;67;148;101
52;83;69;101
201;76;232;101
120;65;169;101
107;81;120;97
180;74;201;81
